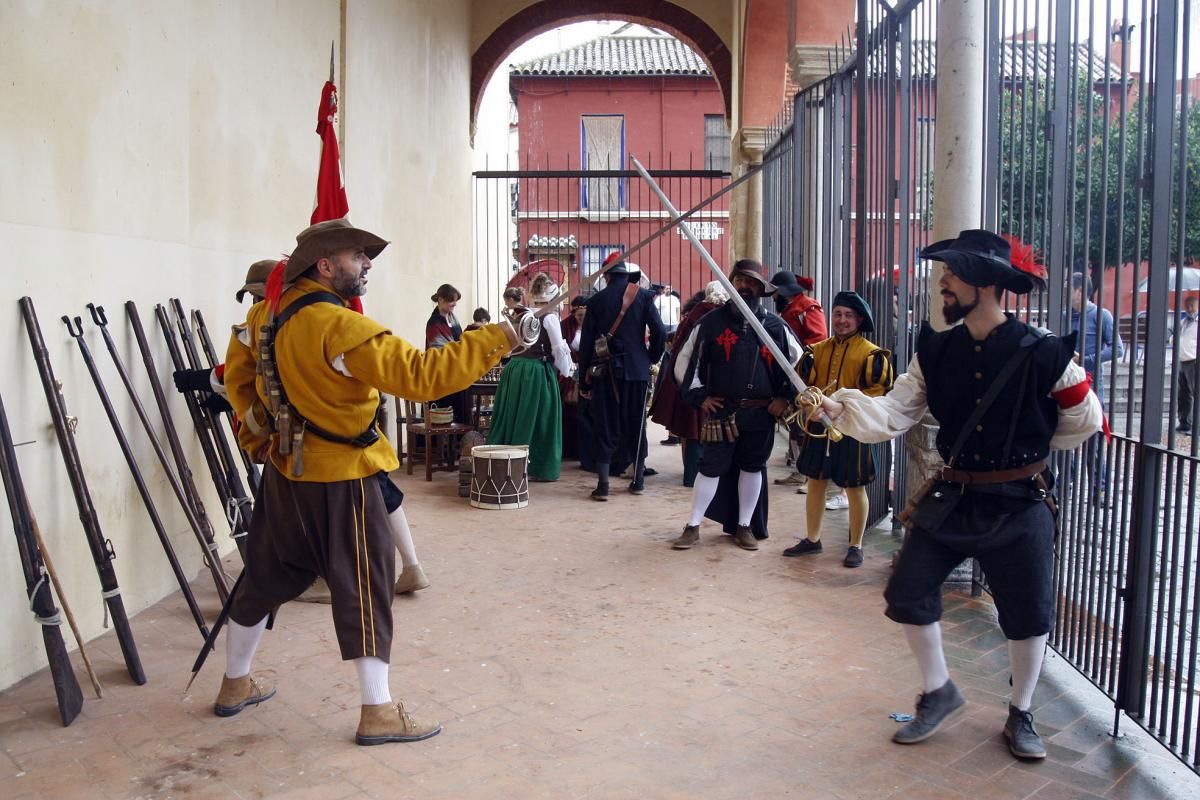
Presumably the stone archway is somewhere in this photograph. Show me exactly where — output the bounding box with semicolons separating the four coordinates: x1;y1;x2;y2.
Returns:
470;0;732;141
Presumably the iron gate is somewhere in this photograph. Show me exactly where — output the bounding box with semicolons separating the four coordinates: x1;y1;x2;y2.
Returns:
760;0;1200;773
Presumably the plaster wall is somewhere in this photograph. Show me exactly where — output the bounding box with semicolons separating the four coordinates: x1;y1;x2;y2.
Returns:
0;0;475;691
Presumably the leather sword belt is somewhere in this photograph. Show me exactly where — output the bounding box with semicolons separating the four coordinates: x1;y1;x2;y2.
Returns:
939;460;1046;486
736;398;773;409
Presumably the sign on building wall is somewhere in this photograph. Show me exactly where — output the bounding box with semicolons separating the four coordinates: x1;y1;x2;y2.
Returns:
677;222;724;240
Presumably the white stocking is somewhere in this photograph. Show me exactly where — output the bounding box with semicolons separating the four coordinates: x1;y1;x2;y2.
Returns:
736;470;761;526
354;656;392;705
688;474;721;526
225;616;267;679
389;506;419;568
902;622;951;693
1008;634;1048;711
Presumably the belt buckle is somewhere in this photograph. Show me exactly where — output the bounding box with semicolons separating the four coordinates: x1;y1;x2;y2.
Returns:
1033;487;1047;501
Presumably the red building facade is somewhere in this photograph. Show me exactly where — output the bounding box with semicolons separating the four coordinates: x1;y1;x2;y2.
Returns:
509;33;730;301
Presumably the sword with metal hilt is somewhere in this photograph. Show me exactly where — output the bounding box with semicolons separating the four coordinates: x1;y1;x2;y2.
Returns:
629;156;843;443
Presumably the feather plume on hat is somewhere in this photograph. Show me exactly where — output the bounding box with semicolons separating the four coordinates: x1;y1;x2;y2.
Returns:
1002;234;1047;283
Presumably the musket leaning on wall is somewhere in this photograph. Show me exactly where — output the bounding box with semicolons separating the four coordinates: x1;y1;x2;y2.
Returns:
0;392;87;725
124;302;232;602
156;301;251;562
190;308;261;494
62;314;210;642
19;297;147;686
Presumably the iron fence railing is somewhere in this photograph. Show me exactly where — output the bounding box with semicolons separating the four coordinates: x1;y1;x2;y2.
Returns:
473;154;729;316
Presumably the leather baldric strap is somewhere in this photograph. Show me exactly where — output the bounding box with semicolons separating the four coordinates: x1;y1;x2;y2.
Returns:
940;460;1046;485
607;283;639;337
270;292;382;448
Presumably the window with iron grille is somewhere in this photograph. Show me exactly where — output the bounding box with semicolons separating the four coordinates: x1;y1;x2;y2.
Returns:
581;115;625;212
704;115;730;172
581;245;624;278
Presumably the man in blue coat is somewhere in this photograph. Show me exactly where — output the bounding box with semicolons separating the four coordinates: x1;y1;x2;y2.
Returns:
578;254;667;499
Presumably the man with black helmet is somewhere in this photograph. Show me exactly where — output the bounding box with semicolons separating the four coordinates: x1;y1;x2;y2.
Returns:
808;229;1102;760
220;218;520;746
578;252;667;499
670;259;799;550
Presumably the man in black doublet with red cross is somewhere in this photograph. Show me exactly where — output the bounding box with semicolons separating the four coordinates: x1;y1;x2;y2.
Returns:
670;259;798;551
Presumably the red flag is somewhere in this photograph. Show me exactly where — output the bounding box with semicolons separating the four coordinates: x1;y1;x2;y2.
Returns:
311;80;349;224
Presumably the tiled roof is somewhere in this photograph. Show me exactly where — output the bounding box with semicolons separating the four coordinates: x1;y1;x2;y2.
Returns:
899;41;1126;83
510;36;709;78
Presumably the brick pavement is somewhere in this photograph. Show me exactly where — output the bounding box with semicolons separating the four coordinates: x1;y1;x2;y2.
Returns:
2;428;1198;799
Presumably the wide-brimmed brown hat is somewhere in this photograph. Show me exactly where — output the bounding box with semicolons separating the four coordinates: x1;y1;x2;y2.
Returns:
284;219;389;283
236;259;278;303
729;258;776;295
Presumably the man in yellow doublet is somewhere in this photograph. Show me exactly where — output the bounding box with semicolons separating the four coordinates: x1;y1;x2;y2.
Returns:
785;291;892;567
218;219;517;747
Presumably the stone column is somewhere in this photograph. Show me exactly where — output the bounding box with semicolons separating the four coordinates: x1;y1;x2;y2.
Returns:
789;44;836;272
905;0;985;582
733;126;768;260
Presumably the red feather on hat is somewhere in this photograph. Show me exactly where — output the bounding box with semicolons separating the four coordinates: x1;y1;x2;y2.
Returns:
602;251;624;267
1002;234;1047;281
264;259;288;314
797;275;815;291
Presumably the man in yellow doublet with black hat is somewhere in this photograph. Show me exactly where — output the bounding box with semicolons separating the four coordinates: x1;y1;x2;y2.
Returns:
785;291;892;568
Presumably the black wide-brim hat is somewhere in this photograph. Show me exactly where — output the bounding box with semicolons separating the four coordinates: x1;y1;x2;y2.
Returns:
770;270;803;299
832;291;874;333
920;229;1041;295
601;251;641;280
730;259;776;295
285;218;389;284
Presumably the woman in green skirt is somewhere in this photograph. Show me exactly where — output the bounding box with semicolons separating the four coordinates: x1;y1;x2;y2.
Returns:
488;273;575;480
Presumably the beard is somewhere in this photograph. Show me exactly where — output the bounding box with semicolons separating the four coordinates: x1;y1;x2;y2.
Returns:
333;265;367;297
942;287;979;324
737;287;759;307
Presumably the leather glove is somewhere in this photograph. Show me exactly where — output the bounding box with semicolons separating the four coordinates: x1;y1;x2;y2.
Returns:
173;368;214;394
200;393;233;415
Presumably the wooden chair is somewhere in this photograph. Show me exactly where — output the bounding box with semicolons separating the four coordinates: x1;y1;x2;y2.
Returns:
403;400;474;481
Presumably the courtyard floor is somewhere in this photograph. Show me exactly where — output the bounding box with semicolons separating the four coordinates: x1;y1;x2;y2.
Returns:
2;424;1198;799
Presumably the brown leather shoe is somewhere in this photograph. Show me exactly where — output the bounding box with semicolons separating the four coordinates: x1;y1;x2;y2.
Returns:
671;524;700;550
356;701;442;746
214;674;276;717
733;525;759;551
394;564;430;594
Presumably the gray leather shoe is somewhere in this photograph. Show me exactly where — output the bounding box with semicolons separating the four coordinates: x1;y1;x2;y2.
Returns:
733;525;759;550
671;524;700;550
1003;705;1047;759
892;680;967;744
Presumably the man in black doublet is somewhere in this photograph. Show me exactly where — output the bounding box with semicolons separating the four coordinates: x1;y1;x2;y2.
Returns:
812;230;1103;761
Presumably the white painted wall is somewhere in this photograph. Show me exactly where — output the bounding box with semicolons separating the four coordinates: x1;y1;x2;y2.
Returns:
0;0;475;691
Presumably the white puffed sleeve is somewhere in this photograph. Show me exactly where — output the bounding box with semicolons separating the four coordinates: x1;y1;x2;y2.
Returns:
829;356;929;444
543;315;575;378
1049;359;1104;451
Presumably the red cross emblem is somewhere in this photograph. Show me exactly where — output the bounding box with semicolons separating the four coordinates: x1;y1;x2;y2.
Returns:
715;328;739;360
760;345;774;367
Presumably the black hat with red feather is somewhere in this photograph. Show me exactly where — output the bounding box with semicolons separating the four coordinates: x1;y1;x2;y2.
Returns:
919;229;1047;295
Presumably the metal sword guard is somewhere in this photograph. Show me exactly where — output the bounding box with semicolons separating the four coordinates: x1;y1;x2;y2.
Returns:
502;307;542;353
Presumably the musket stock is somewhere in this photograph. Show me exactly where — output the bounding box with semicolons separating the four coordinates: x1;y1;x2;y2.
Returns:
19;297;146;685
63;314;211;641
0;392;86;724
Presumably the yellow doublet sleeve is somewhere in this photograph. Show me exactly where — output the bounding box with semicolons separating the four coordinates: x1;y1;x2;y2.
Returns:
225;316;270;454
858;347;894;398
340;324;512;401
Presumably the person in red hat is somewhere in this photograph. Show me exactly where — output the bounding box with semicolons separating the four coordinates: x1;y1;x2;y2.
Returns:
220;218;521;746
577;252;667;499
808;228;1102;760
670;259;799;550
770;270;829;491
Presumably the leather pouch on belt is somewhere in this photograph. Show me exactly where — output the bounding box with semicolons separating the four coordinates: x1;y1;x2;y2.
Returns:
898;480;961;532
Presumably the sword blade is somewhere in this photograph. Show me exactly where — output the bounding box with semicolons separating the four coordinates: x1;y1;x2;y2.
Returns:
629;156;808;394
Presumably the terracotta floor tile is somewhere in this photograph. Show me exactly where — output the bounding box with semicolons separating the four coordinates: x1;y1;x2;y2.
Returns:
1;431;1197;799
